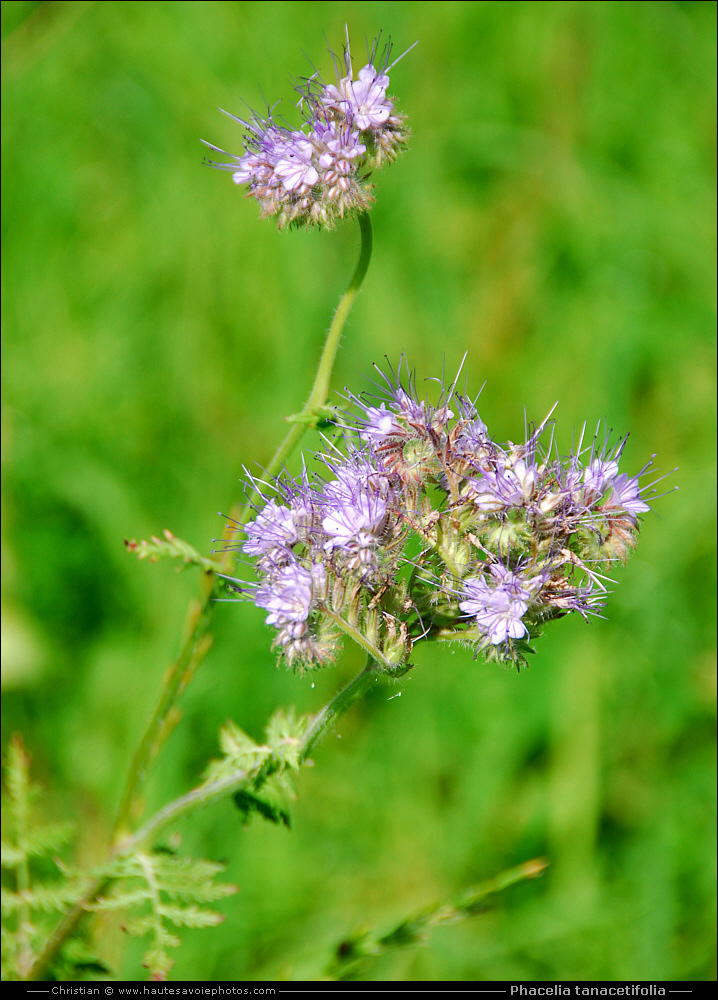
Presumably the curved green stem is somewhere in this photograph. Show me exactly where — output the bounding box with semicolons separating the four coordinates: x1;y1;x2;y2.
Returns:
127;655;380;850
304;211;373;415
300;655;380;761
112;577;216;841
26;876;110;981
234;211;373;535
112;212;374;844
319;605;388;667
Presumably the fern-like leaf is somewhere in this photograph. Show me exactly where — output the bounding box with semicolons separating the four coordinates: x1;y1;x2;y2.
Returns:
89;850;236;981
203;708;309;828
125;529;223;573
201;720;272;786
0;736;99;981
265;707;308;771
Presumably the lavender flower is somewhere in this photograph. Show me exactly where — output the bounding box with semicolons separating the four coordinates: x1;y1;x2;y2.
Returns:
252;561;333;668
460;565;546;646
453;415;490;458
243;499;298;561
609;472;653;520
322;63;393;131
204;32;413;229
273;136;319;192
582;458;620;500
466;460;539;511
322;489;388;555
360;403;405;446
321;450;393;502
255;561;317;627
460;577;529;645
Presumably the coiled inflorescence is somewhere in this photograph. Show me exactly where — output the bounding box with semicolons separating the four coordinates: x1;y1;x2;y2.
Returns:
203;31;414;229
219;360;665;673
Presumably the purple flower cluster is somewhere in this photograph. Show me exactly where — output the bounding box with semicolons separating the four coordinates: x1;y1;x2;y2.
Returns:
223;360;665;671
460;565;546;645
204;32;413;229
224;458;403;669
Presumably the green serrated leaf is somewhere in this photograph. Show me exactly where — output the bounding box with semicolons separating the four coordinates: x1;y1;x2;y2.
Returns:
142;945;174;981
123;914;180;949
85;849;235;980
265;707;308;770
13;881;88;915
233;788;291;828
201;721;272;786
219;722;270;766
89;888;153;912
157;903;224;929
159;880;237;904
0;842;24;869
22;823;75;859
1;735;83;982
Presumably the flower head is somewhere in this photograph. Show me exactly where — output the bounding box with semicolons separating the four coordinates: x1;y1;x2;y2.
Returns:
204;30;414;229
222;358;669;672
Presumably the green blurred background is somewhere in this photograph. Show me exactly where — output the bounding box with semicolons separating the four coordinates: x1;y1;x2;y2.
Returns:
2;0;716;983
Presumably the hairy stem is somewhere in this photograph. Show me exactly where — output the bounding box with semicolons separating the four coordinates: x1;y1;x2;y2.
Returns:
319;604;389;667
233;211;373;536
300;655;380;761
